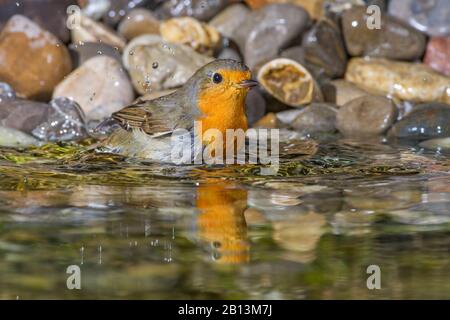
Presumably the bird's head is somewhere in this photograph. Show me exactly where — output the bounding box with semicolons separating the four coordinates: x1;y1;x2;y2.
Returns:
186;59;258;115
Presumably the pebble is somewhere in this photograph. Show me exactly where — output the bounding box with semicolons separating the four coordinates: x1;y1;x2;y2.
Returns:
321;79;368;107
53;56;134;121
101;0;162;27
388;103;450;141
245;88;267;127
388;0;450;37
71;13;127;50
0;126;40;147
257;58;323;107
341;6;426;61
283;17;347;80
124;37;213;94
209;4;250;42
336;95;397;136
0;95;88;142
424;37;450;77
0;0;76;42
235;4;310;71
160;17;221;55
69;42;122;67
291;103;337;135
345;58;450;104
419;138;450;151
155;0;231;21
0;15;72;101
117;8;160;41
244;0;324;19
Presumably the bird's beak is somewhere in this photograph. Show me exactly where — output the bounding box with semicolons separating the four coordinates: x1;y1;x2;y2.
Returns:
237;79;259;89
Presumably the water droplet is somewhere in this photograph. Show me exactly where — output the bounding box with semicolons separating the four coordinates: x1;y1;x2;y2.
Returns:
152;62;158;69
129;50;134;56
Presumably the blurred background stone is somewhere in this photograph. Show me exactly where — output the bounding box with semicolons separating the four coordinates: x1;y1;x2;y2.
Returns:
321;79;368;106
69;42;122;68
209;4;250;42
341;6;426;61
236;4;310;71
124;37;213;94
0;0;76;42
53;56;134;121
424;36;450;76
117;8;160;40
257;58;323;107
244;0;324;19
101;0;164;27
155;0;232;21
388;0;450;37
245;88;267;126
345;58;450;104
0;15;72;101
160;17;220;55
71;13;127;50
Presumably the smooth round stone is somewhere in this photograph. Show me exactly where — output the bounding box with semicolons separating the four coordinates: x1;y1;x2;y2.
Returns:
388;103;450;141
291;103;337;135
282;17;347;80
102;0;162;27
160;17;220;55
209;4;250;41
345;58;450;104
124;38;213;94
253;113;281;129
388;0;450;37
419;138;450;150
0;97;87;141
155;0;231;21
0;126;40;147
216;47;242;61
235;4;310;71
53;56;134;121
336;95;397;136
244;0;324;19
341;6;426;61
321;79;368;107
245;88;267;127
69;42;122;68
0;0;76;42
0;15;72;101
71;13;126;51
117;8;160;41
424;37;450;77
257;58;323;107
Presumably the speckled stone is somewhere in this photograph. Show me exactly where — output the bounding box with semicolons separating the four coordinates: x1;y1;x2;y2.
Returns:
345;58;450;104
336;95;397;136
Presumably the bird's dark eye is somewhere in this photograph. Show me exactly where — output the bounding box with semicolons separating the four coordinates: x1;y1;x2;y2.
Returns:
212;73;223;84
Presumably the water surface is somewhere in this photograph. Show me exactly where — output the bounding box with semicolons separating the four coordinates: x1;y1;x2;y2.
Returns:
0;138;449;299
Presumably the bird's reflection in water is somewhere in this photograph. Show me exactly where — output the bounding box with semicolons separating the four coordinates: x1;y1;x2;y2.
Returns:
196;180;250;264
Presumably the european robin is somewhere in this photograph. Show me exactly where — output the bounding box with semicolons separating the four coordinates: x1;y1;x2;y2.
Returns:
98;59;258;162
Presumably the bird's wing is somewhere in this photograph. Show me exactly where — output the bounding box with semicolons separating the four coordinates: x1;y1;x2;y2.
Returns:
111;93;199;136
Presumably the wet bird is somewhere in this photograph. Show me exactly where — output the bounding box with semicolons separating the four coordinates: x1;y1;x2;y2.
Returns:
97;59;258;162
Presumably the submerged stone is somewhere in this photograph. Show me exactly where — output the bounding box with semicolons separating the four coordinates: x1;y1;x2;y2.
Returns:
0;126;40;147
388;103;450;141
419;138;450;150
